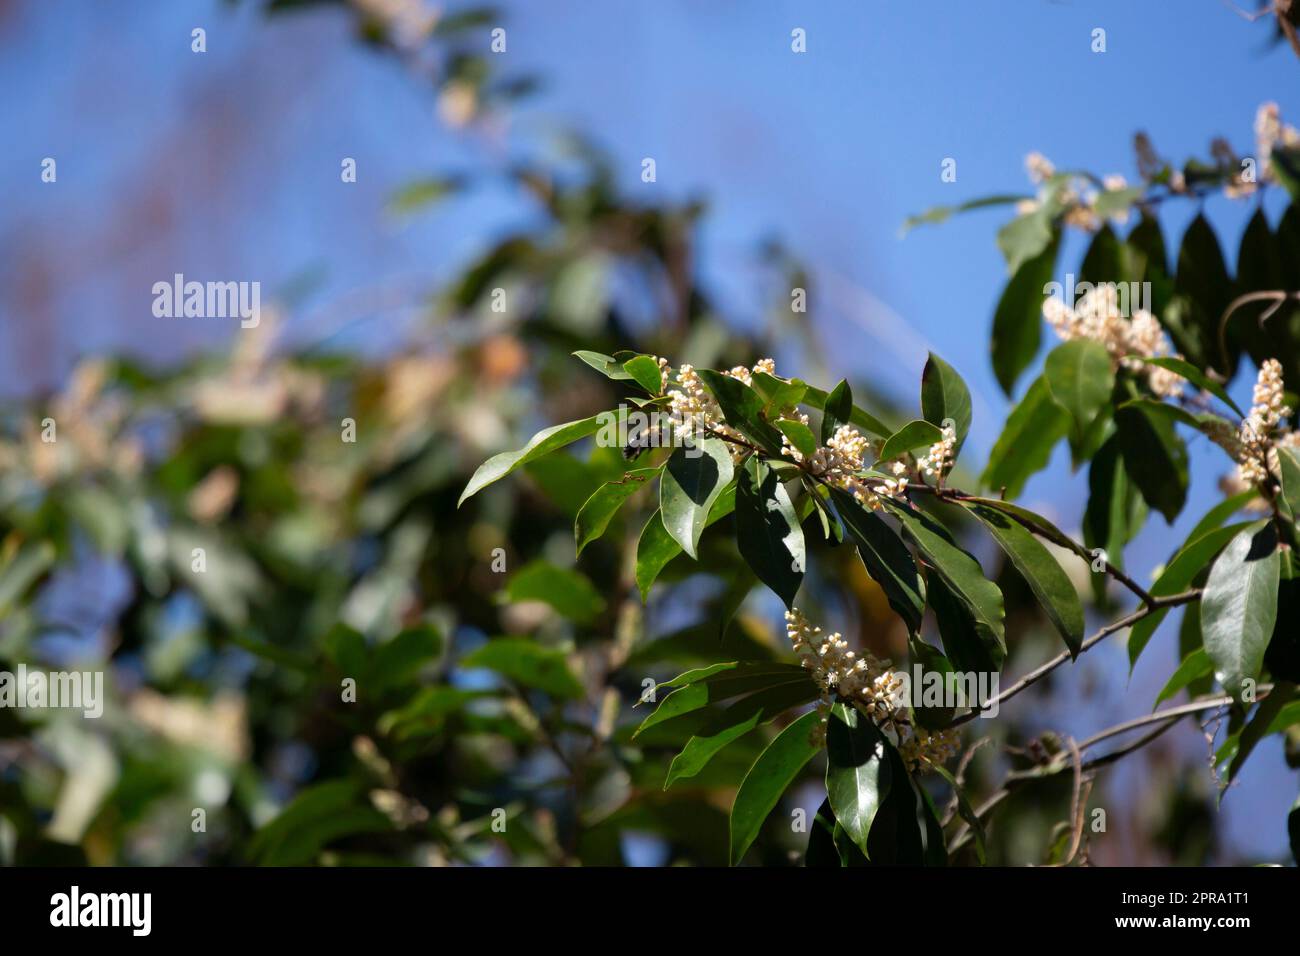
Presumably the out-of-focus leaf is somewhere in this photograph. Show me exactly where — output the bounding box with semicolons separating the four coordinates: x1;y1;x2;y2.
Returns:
992;226;1059;394
461;637;585;699
980;375;1069;496
1043;339;1114;443
900;194;1029;234
1141;357;1240;415
504;560;605;624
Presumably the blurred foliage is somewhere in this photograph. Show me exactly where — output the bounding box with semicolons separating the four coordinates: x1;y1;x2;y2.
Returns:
1;1;1295;868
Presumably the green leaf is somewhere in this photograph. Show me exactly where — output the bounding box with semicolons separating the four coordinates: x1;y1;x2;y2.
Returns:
774;418;818;459
459;414;610;506
964;504;1084;657
504;560;605;624
623;355;664;395
805;798;843;867
1128;521;1254;669
634;485;737;601
920;352;973;460
1228;682;1297;784
819;379;853;444
885;501;1006;665
1093;186;1144;221
0;541;56;618
735;458;805;608
932;764;986;864
573;350;634;380
1202;521;1281;703
1278;447;1300;523
1083;435;1147;601
900;194;1028;234
825;703;892;858
659;438;735;559
248;780;392;866
461;637;585;699
803;380;892;439
635;663;812;737
1154;648;1213;707
386;176;462;214
1115;401;1188;523
877;419;945;464
980;375;1070;497
831;489;925;633
1140;357;1240;415
997;207;1054;275
909;637;956;729
371;625;443;692
992;228;1060;394
1043;339;1114;442
1170;213;1232;372
664;681;820;788
729;710;823;865
574;467;661;555
696;370;785;455
752;371;809;415
927;573;1004;675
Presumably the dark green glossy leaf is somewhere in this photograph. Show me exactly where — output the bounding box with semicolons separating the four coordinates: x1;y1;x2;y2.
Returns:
965;504;1084;657
820;378;854;444
1154;648;1212;707
735;458;805;608
1128;521;1253;669
1083;435;1147;602
574;467;660;555
729;710;823;865
885;501;1006;664
920;351;973;460
1115;401;1188;523
831;489;925;633
825;702;891;858
696;369;785;455
665;681;820;788
1202;521;1281;703
659;438;735;559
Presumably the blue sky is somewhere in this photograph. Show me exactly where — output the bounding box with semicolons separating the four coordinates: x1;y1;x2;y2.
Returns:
2;0;1297;860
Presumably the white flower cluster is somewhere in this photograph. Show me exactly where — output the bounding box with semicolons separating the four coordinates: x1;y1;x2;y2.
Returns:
664;359;775;461
917;423;956;479
784;608;959;771
1234;358;1298;488
782;422;910;510
1018;153;1131;230
1042;285;1184;398
1253;102;1300;189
